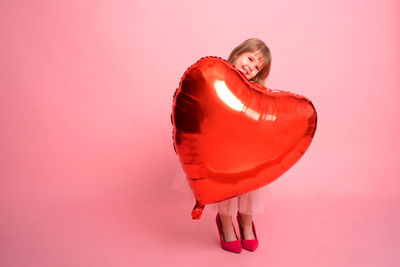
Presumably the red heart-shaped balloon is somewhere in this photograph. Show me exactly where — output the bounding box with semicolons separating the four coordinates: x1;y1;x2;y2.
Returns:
172;57;317;219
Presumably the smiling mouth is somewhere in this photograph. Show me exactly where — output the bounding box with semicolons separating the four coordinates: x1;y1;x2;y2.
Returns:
240;67;248;75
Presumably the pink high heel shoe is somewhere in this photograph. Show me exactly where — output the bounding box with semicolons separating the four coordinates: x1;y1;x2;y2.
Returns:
237;212;259;251
216;213;242;253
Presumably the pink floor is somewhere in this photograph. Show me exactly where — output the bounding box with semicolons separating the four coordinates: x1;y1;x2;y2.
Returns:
1;181;399;267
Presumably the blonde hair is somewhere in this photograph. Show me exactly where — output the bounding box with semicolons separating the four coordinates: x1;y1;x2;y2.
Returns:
227;38;271;85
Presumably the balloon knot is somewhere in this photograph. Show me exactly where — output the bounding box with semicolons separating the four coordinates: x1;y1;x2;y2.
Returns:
191;201;205;220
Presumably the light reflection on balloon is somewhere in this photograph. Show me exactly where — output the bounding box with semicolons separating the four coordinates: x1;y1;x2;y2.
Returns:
215;80;244;112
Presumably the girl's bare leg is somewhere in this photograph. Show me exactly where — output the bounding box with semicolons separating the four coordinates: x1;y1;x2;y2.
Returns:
219;214;238;242
238;213;256;240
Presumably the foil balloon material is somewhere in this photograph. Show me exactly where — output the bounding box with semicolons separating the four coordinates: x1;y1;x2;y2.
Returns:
171;57;317;219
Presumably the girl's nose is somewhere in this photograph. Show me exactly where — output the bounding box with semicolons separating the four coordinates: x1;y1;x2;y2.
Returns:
249;63;255;71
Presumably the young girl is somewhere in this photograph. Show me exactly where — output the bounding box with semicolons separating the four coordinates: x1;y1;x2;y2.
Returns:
172;38;272;253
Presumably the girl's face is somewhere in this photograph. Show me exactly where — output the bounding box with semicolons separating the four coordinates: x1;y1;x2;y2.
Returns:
233;51;265;80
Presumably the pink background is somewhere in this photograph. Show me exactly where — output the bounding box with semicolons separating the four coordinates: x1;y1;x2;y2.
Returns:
1;0;399;266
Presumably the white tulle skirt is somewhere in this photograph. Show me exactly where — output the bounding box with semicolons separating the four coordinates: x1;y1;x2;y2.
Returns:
172;161;272;216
